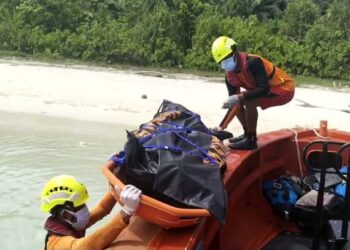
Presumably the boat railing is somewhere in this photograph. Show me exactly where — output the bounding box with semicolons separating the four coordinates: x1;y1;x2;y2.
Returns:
302;140;350;250
335;143;350;246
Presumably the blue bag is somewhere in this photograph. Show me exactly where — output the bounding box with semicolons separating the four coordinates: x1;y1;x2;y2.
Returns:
262;179;298;207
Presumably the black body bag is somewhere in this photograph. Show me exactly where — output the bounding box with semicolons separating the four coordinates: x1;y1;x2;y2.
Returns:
118;100;227;224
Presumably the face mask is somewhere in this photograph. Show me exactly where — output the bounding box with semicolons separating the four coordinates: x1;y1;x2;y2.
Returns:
62;205;90;230
221;57;236;72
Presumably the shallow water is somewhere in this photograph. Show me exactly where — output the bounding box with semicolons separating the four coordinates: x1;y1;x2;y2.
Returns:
0;111;129;249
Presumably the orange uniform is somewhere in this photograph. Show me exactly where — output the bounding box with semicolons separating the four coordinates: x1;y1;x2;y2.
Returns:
220;53;295;129
45;192;127;250
225;53;295;110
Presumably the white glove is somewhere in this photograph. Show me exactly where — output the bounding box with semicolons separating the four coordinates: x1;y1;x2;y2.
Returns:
222;95;240;109
120;184;142;215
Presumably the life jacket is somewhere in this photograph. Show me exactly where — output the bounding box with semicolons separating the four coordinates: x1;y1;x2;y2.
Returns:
226;53;294;93
44;216;85;250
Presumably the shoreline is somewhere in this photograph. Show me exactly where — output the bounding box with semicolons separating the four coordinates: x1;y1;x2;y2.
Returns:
0;59;349;134
1;56;350;91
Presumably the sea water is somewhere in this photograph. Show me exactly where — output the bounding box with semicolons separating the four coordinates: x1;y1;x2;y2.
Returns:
0;111;130;249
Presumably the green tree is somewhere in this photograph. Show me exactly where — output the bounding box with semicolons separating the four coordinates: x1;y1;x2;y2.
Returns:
0;5;16;50
207;0;289;19
0;0;348;79
105;0;206;66
252;0;289;20
0;0;21;11
326;0;350;39
304;0;350;79
16;0;87;33
312;0;330;14
279;0;319;43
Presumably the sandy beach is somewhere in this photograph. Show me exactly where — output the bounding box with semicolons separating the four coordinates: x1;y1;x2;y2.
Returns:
0;59;349;134
0;58;349;250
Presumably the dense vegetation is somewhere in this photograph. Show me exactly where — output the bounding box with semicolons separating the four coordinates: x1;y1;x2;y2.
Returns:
0;0;349;79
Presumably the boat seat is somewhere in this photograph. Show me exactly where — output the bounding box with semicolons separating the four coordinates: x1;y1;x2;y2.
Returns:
303;141;350;249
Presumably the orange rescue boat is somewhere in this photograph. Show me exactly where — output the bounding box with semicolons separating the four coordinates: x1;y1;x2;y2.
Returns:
102;121;350;250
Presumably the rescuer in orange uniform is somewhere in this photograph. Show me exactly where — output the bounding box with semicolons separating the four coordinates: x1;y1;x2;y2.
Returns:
41;175;141;250
212;36;295;150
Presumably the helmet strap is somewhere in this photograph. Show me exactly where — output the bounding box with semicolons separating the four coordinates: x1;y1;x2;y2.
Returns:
233;52;240;71
59;208;77;226
231;44;238;53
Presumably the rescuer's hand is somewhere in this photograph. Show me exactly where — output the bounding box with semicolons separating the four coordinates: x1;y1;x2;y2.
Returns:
120;185;142;215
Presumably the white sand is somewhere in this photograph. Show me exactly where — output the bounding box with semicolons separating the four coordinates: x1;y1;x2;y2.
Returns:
0;59;349;134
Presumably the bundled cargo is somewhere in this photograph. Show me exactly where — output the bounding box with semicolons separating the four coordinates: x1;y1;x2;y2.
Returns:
111;100;227;225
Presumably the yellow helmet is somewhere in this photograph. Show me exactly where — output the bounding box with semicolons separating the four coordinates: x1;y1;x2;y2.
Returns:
211;36;237;63
40;175;89;213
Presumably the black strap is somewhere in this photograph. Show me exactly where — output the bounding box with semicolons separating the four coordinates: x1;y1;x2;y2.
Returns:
44;232;51;250
268;65;276;80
